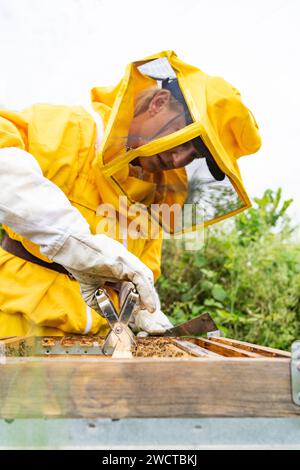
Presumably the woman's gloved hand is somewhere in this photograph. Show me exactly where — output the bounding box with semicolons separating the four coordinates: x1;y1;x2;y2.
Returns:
120;282;173;334
130;308;173;335
53;234;157;314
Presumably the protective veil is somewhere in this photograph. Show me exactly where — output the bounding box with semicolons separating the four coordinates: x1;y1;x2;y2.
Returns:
91;50;261;235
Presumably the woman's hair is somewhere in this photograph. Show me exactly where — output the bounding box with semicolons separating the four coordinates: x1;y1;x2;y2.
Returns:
134;87;184;117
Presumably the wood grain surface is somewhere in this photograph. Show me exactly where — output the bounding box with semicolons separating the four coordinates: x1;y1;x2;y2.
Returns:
0;357;298;419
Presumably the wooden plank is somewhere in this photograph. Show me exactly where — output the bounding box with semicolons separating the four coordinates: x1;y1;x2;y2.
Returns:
173;339;222;357
0;357;298;419
190;337;262;358
211;336;291;358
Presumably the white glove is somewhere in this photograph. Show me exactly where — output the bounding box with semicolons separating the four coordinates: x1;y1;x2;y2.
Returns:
120;282;173;334
131;308;173;335
53;234;156;313
0;147;157;313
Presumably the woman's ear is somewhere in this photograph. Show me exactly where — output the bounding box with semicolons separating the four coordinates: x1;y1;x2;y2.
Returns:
148;89;171;115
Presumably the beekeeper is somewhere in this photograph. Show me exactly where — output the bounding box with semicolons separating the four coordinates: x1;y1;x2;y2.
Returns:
0;51;261;337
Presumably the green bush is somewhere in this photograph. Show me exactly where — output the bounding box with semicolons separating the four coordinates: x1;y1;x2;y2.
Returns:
157;189;300;350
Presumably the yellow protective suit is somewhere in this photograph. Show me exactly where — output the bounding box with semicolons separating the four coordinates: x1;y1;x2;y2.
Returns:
0;104;163;337
0;50;261;337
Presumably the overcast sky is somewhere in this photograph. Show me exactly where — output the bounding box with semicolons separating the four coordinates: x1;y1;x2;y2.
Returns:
1;0;299;225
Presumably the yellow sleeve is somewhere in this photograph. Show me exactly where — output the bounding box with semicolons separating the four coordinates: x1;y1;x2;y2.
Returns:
0;110;28;150
139;232;163;283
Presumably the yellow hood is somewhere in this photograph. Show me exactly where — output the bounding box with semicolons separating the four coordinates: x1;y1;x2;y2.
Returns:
91;50;262;234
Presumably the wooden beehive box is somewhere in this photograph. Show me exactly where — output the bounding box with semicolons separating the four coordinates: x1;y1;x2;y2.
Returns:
0;335;299;419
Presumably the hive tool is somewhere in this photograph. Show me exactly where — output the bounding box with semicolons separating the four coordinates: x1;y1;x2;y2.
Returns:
95;284;139;357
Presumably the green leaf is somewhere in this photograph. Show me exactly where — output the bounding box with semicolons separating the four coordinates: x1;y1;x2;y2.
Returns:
201;280;213;292
200;268;216;279
191;305;203;316
212;284;227;302
194;254;206;268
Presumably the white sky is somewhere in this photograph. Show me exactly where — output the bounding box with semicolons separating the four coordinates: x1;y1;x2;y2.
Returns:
1;0;300;224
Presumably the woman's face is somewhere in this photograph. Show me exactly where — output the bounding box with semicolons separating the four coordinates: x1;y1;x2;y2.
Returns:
137;139;198;173
127;90;200;173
